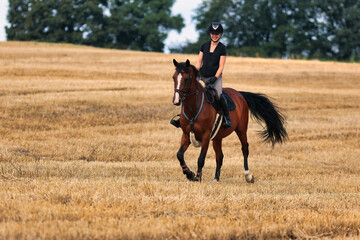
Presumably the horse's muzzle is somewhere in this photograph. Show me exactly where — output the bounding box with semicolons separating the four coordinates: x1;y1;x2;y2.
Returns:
173;92;181;106
173;100;181;106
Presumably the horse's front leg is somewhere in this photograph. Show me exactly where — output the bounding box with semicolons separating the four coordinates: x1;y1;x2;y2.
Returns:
194;133;211;182
177;133;195;181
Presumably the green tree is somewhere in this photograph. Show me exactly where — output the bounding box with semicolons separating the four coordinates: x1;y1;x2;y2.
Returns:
224;0;296;58
6;0;31;40
174;0;296;57
169;0;232;54
6;0;108;44
312;0;360;60
178;0;360;61
107;0;183;51
6;0;184;52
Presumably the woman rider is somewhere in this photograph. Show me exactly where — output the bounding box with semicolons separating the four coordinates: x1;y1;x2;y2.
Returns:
171;22;232;128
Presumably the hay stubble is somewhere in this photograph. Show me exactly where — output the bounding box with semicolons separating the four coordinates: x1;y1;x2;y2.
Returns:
0;42;359;239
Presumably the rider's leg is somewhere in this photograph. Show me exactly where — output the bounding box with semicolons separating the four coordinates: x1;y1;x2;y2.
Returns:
213;75;232;128
219;94;232;128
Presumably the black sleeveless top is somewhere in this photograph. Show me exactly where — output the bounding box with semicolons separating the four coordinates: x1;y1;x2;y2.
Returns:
200;41;227;78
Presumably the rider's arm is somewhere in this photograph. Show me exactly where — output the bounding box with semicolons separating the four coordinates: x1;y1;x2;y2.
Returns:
195;51;203;71
215;55;226;78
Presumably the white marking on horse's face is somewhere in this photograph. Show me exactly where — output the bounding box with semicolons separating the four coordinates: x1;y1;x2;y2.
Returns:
173;73;182;105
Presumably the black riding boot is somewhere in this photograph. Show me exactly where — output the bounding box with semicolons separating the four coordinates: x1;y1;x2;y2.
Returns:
219;94;232;128
170;114;181;128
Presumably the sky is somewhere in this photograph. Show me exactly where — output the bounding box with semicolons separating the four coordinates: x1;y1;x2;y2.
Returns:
0;0;201;53
0;0;9;42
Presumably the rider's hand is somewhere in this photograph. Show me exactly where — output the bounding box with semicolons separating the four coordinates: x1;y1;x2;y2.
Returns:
207;76;217;85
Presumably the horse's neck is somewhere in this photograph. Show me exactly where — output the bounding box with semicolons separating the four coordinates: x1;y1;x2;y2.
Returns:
183;77;203;110
192;77;202;92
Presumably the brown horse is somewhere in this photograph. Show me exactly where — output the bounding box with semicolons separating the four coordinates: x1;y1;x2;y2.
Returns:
172;59;287;182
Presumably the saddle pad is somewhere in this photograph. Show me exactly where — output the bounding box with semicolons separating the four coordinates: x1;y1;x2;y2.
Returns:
224;92;236;111
205;88;236;112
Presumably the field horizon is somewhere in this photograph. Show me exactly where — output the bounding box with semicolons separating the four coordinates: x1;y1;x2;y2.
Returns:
0;41;359;239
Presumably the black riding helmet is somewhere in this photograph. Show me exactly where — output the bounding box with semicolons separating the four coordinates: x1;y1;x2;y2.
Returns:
208;22;223;34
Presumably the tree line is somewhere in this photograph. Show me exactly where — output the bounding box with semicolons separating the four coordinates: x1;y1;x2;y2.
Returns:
6;0;184;52
6;0;360;61
174;0;360;61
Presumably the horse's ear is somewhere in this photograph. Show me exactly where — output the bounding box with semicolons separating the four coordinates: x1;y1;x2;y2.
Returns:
186;59;190;67
173;59;179;67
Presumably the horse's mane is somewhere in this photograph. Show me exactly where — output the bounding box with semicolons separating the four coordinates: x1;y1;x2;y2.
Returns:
176;62;199;78
191;65;200;77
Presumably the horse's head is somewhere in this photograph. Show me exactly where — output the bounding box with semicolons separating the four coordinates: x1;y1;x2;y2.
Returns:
172;59;197;106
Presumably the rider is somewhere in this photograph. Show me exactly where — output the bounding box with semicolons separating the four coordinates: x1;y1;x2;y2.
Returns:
171;22;232;128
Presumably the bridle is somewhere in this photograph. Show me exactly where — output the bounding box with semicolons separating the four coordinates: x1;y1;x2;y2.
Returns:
174;90;199;104
174;67;204;130
174;70;196;102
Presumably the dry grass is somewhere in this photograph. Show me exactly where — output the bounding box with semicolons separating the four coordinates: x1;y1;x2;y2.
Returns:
0;41;360;239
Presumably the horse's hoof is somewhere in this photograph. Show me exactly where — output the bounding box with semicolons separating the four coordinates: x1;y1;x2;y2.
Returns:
245;174;255;183
193;174;202;182
193;177;201;182
185;171;196;181
213;179;219;183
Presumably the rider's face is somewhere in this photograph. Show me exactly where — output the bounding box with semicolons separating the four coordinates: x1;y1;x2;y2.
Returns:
210;33;221;42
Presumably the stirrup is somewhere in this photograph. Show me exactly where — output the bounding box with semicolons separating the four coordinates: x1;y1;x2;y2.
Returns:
170;114;181;128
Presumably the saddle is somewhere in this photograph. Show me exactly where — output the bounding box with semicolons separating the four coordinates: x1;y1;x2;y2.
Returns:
205;86;236;112
170;86;236;140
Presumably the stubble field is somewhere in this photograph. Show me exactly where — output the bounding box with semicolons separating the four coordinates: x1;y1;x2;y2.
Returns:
0;41;359;239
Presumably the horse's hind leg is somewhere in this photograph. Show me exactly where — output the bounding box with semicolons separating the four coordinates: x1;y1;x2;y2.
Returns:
177;133;195;181
235;129;255;183
213;138;223;181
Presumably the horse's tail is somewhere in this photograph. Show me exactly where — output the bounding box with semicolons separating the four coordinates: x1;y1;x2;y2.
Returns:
239;91;288;146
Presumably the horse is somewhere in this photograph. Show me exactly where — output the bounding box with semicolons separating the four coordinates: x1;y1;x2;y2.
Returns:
172;59;288;182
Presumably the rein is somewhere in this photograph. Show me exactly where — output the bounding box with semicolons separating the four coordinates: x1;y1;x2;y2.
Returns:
175;70;204;132
182;90;204;124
